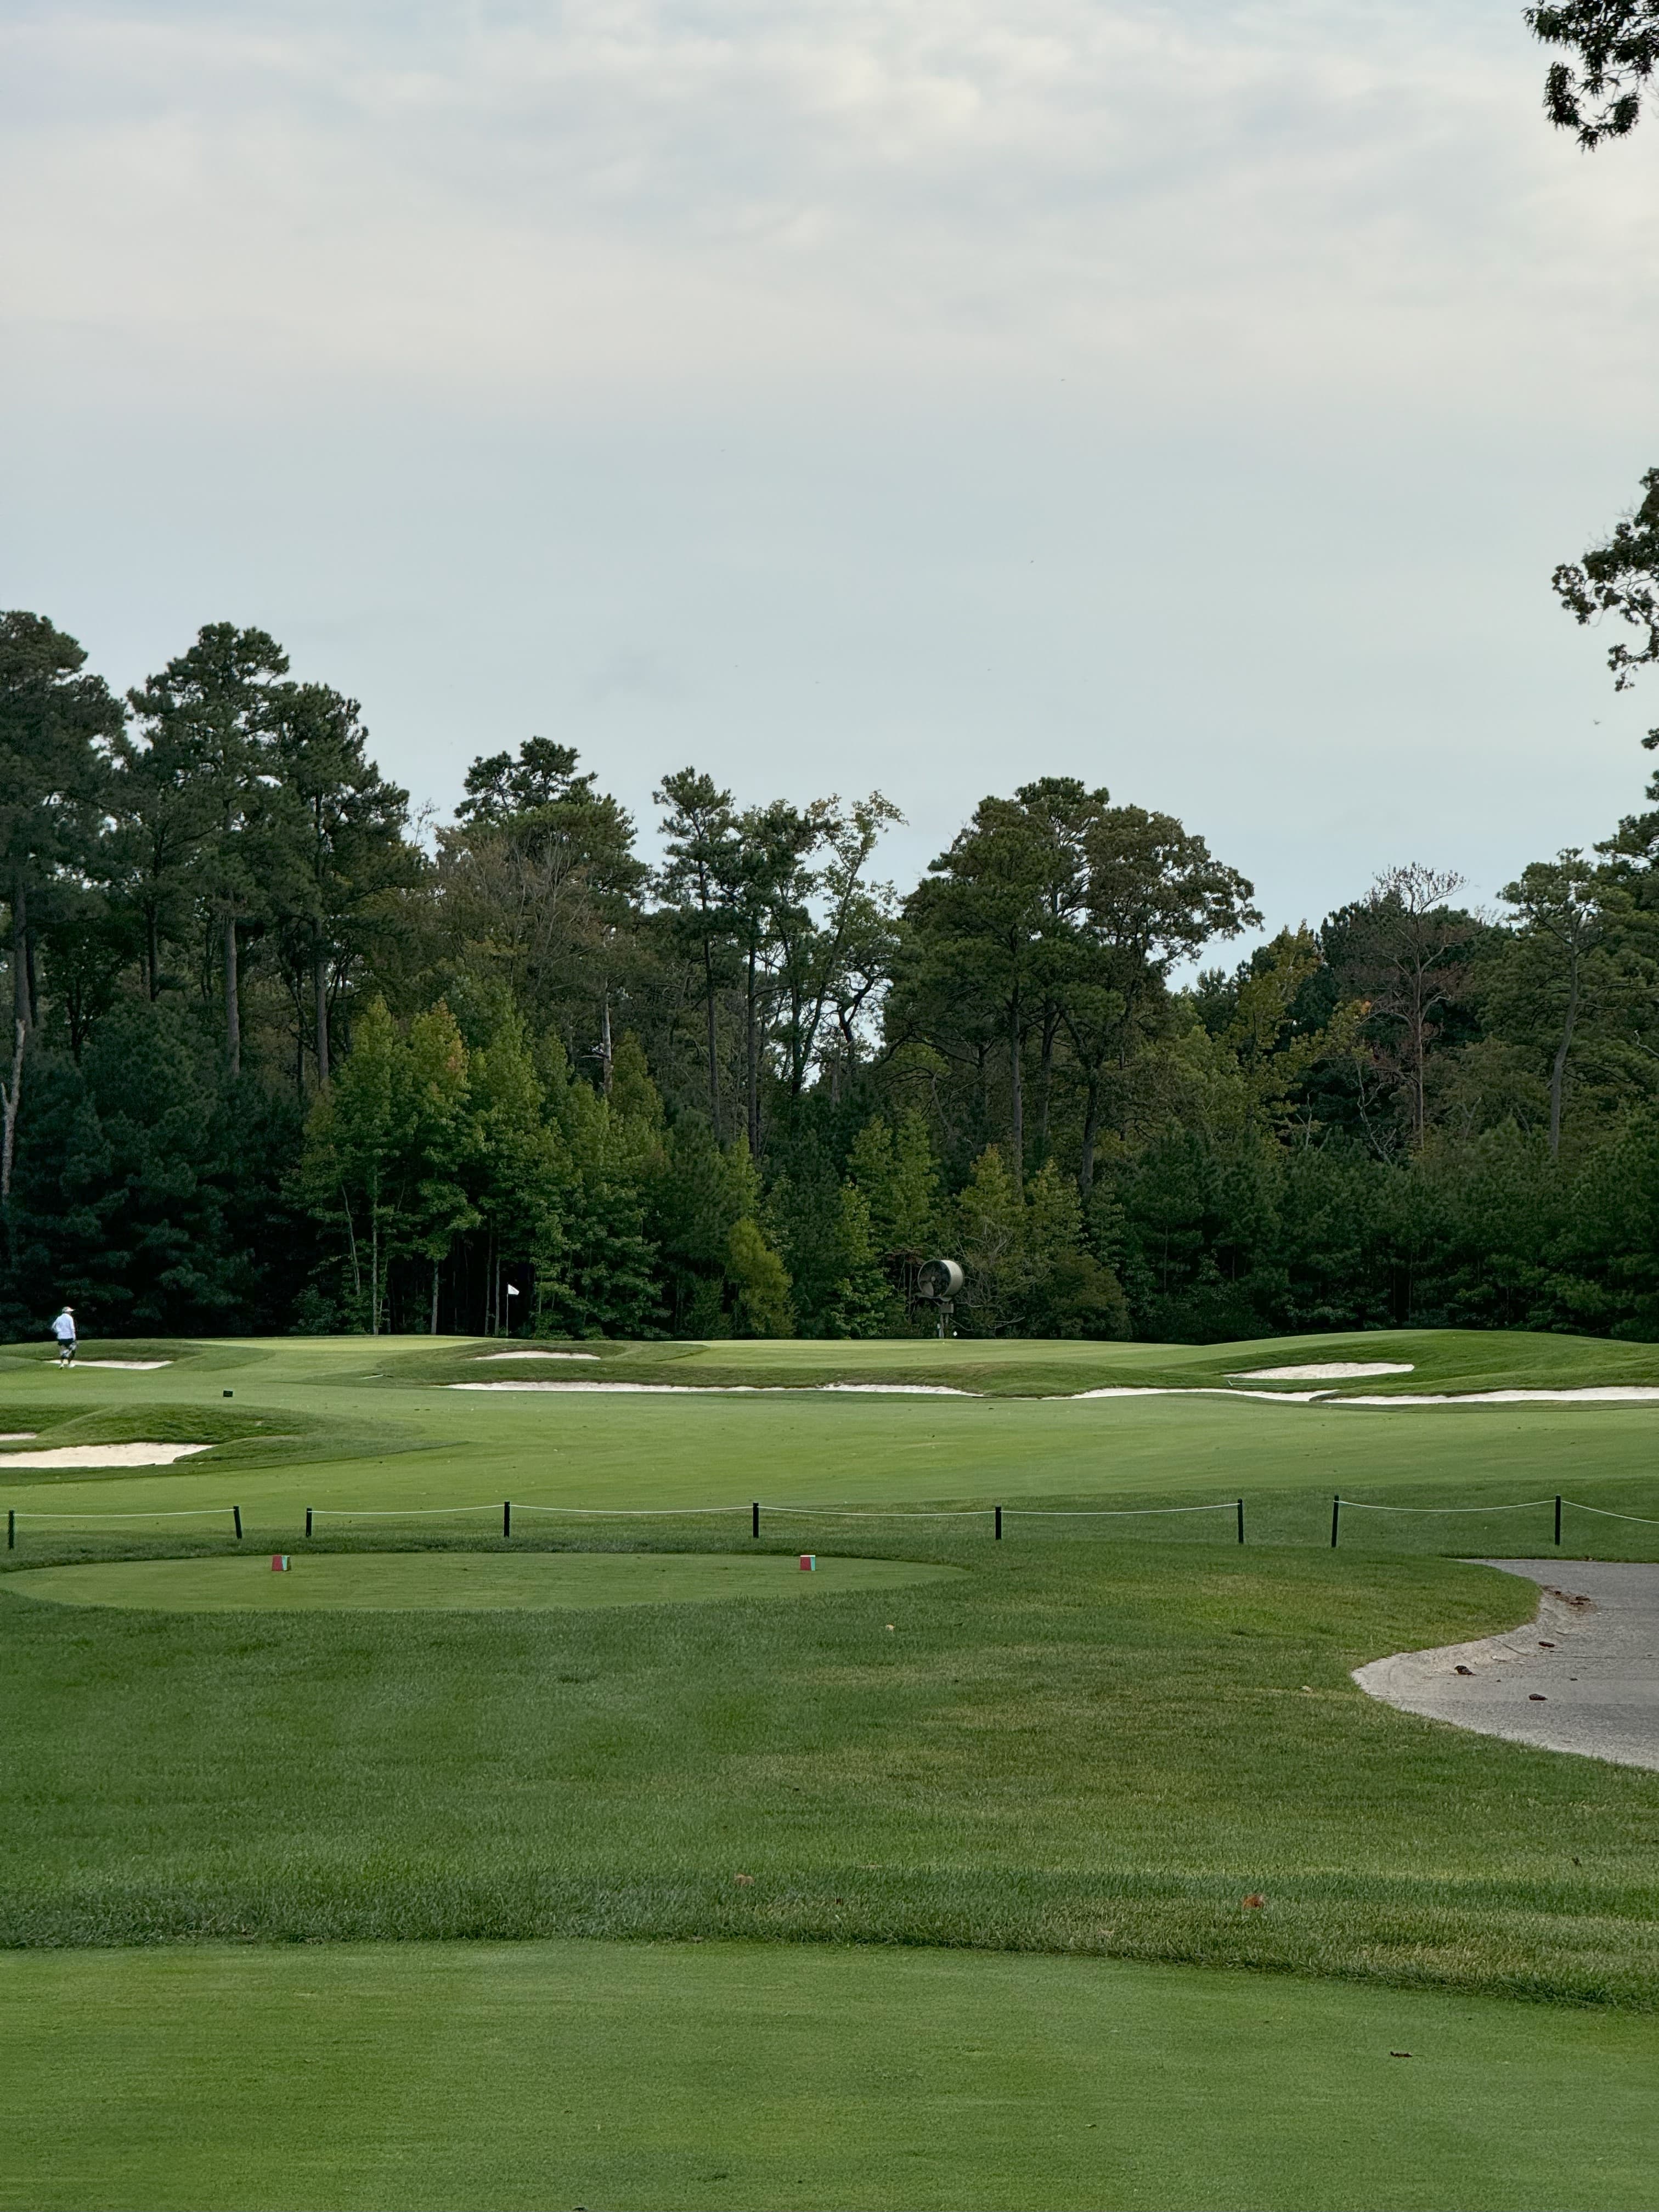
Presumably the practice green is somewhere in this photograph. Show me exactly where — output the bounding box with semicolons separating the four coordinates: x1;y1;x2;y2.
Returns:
5;1549;962;1613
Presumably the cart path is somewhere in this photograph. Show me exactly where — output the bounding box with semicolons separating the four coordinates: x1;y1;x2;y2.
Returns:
1353;1560;1659;1773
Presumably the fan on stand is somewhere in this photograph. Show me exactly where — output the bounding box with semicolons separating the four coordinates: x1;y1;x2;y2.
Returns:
914;1257;964;1340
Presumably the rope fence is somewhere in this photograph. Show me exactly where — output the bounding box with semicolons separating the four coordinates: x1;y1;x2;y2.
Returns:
7;1504;242;1549
4;1492;1657;1556
1329;1494;1652;1548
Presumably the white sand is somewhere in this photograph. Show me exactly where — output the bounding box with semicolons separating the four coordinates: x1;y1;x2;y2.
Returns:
0;1432;37;1442
450;1381;978;1396
1065;1386;1329;1403
54;1359;173;1370
475;1351;601;1362
818;1383;977;1395
1340;1386;1659;1405
1232;1361;1414;1381
0;1442;212;1468
451;1379;1659;1409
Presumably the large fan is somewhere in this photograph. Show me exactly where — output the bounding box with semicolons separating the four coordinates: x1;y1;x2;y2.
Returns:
916;1258;964;1302
915;1256;963;1339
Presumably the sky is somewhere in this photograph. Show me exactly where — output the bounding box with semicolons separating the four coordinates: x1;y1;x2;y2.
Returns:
4;0;1659;946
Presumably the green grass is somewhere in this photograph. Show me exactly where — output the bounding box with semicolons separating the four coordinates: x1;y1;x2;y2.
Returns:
6;1329;1659;2207
7;1528;1659;2005
384;1323;1659;1397
6;1937;1659;2212
6;1548;962;1611
9;1326;1659;1540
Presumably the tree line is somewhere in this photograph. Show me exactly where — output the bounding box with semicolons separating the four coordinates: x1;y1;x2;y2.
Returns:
7;512;1659;1348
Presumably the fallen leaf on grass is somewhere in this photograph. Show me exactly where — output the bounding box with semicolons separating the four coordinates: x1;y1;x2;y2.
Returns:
1390;2051;1412;2059
1242;1893;1266;1909
733;1873;755;1886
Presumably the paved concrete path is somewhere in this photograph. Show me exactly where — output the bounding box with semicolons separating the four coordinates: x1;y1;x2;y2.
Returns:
1353;1560;1659;1773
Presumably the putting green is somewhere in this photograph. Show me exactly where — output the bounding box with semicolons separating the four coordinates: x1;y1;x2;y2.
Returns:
4;1549;964;1613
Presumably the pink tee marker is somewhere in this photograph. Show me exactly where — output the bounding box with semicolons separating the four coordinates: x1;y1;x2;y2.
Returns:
270;1554;290;1573
799;1554;815;1572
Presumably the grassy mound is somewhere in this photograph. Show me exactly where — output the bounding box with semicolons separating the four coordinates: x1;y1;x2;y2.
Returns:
385;1327;1659;1399
8;1549;962;1612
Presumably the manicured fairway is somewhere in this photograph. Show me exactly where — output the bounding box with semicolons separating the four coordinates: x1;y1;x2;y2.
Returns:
7;1331;1659;1550
6;1549;962;1611
4;1937;1657;2212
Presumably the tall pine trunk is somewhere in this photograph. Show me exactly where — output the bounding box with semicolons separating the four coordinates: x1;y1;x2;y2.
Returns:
3;888;28;1209
702;941;721;1139
313;929;330;1084
1077;1076;1102;1202
746;945;760;1157
1008;997;1024;1189
1549;954;1581;1160
223;913;240;1077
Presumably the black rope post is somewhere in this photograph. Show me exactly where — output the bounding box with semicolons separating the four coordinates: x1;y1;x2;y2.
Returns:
233;1506;242;1541
1330;1494;1340;1549
994;1505;1003;1541
305;1507;313;1539
1555;1494;1562;1547
503;1499;512;1539
6;1509;13;1551
752;1501;760;1539
1236;1498;1245;1545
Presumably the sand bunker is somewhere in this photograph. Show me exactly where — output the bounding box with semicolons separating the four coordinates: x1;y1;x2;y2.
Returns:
0;1433;37;1442
0;1442;212;1469
1340;1387;1659;1406
475;1350;601;1362
53;1359;174;1370
1065;1386;1329;1403
1355;1561;1659;1772
449;1381;977;1396
1233;1361;1414;1381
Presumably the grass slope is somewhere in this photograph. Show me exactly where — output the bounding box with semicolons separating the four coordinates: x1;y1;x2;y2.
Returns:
5;1532;1659;2004
5;1938;1659;2212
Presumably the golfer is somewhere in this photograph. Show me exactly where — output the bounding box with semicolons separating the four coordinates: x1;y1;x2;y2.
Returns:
50;1305;76;1366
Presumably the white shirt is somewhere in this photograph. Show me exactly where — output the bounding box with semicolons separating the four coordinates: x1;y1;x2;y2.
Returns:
50;1312;75;1342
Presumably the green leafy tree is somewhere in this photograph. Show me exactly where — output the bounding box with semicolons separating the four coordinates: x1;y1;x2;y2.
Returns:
270;684;417;1087
653;770;743;1138
1553;467;1659;736
1528;2;1659;144
126;625;292;1077
0;613;121;1209
825;1182;896;1336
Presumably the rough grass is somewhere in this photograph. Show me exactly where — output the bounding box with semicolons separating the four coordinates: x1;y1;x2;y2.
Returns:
4;1528;1659;2006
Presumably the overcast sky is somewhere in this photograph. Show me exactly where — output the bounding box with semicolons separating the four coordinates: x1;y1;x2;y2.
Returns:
4;0;1658;943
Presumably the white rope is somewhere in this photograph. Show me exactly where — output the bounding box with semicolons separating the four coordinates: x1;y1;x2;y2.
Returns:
10;1506;238;1522
1007;1501;1238;1518
755;1504;988;1520
1560;1499;1659;1526
309;1504;498;1520
1336;1497;1553;1515
511;1504;743;1518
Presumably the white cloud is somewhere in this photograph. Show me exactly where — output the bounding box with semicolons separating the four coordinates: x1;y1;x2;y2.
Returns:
2;1;1657;934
